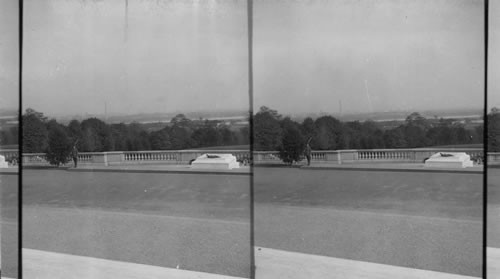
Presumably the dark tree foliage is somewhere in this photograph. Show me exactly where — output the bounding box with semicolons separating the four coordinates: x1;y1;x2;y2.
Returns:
312;116;342;150
238;126;250;145
489;108;500;152
169;125;194;150
149;127;172;150
383;128;407;148
80;118;114;152
46;123;72;166
126;123;150;151
279;118;305;165
171;114;192;128
67;120;82;145
254;106;282;151
191;123;220;147
110;123;129;151
22;108;48;153
301;117;315;141
0;126;18;146
21;107;484;157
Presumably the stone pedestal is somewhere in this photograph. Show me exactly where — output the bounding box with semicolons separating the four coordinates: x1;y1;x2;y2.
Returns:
191;154;240;170
424;152;473;168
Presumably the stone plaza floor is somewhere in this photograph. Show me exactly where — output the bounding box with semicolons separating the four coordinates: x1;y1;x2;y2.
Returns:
254;167;483;277
0;170;18;279
488;167;500;278
22;169;252;278
0;164;493;278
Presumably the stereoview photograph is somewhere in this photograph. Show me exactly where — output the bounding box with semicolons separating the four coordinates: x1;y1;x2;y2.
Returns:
22;0;251;278
253;0;484;278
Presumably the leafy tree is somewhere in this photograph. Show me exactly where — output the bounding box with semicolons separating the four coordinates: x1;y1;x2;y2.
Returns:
46;123;72;166
171;114;192;128
254;106;282;150
313;116;342;150
220;127;236;146
0;126;18;146
489;108;500;152
238;126;250;145
474;125;484;144
279;118;305;165
110;123;129;151
80;118;114;152
403;125;427;147
150;128;172;150
126;123;151;150
301;117;316;140
168;125;193;149
383;128;407;148
344;122;362;149
191;121;222;147
22;108;48;153
67;120;83;146
405;112;429;129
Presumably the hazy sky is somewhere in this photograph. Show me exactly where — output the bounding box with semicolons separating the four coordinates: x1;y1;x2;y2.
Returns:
490;0;500;110
23;0;248;116
1;0;490;117
0;0;19;112
254;0;484;115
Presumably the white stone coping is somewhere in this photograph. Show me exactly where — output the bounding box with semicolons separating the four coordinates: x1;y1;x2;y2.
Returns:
23;248;247;279
488;247;500;279
255;246;480;279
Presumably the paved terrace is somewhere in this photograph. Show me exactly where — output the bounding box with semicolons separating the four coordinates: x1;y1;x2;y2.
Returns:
254;166;483;278
0;168;18;279
3;160;483;279
488;167;500;279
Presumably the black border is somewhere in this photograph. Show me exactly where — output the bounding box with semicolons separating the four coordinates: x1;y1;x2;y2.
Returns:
17;0;22;276
18;0;23;277
247;0;255;278
483;0;489;278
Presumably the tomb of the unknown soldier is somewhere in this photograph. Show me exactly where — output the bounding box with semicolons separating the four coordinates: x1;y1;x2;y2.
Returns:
425;152;474;168
191;153;240;170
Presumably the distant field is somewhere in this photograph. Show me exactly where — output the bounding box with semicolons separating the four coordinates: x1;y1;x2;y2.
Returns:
423;144;483;148
193;145;250;150
0;144;18;150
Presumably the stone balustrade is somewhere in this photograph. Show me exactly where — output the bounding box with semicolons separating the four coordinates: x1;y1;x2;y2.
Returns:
18;150;252;167
337;148;485;164
488;152;500;165
2;148;492;167
0;149;19;162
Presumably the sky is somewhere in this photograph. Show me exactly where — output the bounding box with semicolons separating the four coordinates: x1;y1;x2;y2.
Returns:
23;0;249;116
489;0;500;110
0;0;490;117
254;0;485;115
0;0;19;112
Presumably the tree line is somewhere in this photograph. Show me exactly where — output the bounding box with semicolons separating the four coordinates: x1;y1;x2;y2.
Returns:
4;107;498;166
20;108;249;165
254;106;486;164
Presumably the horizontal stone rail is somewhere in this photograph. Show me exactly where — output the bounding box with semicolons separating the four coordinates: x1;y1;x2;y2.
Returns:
253;151;281;162
20;150;252;167
488;152;500;164
335;148;483;164
13;148;487;167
